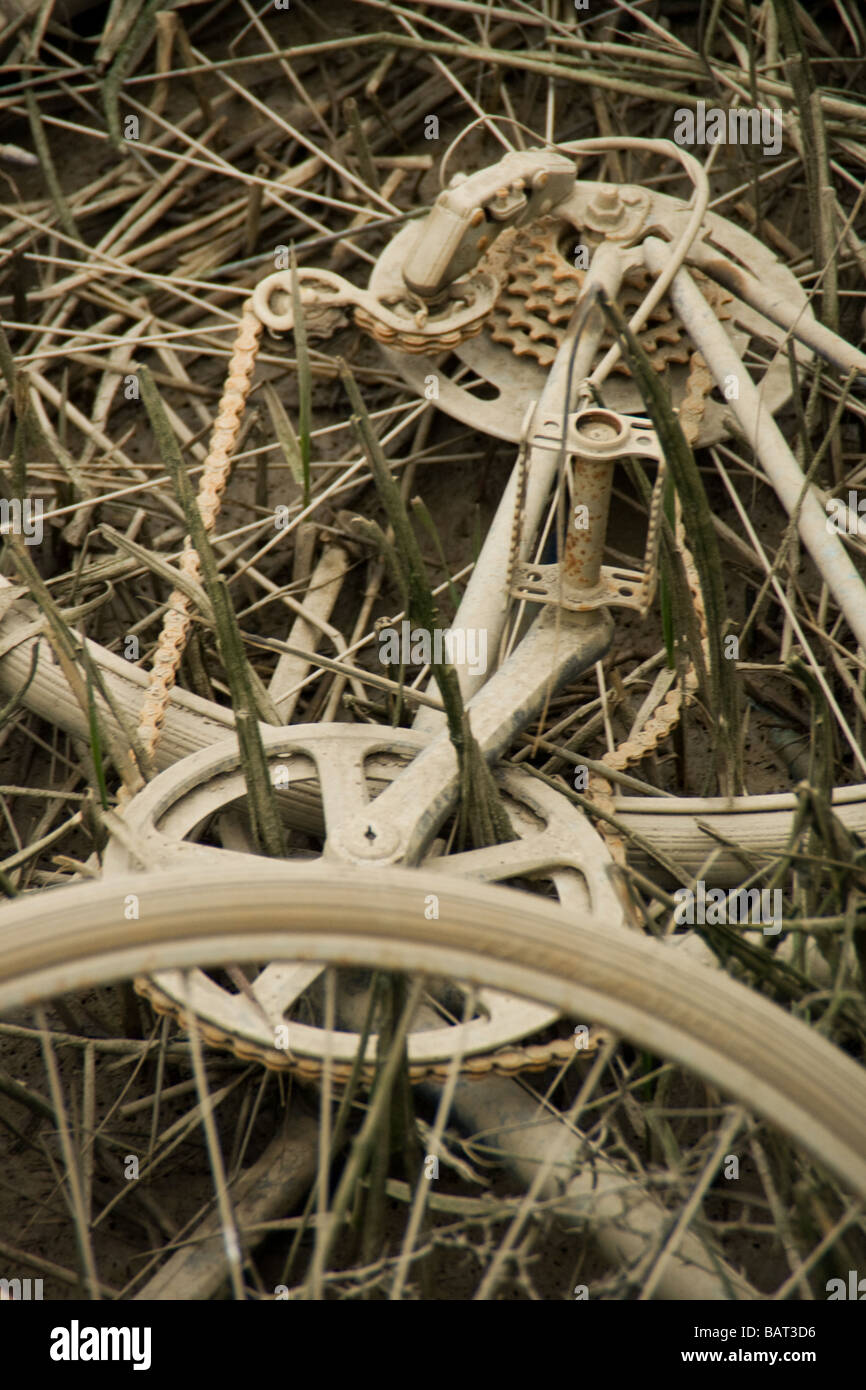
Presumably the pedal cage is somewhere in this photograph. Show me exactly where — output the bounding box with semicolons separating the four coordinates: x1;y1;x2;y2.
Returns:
510;561;652;614
509;409;663;617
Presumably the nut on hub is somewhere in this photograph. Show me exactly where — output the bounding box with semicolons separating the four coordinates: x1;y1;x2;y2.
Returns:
583;184;650;243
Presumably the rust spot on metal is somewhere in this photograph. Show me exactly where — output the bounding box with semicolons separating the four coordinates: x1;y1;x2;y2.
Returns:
564;456;614;592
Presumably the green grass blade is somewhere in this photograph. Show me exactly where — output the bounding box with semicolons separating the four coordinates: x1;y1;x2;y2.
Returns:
262;381;306;494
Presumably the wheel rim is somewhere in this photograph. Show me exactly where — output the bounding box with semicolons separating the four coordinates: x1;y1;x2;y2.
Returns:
2;861;866;1204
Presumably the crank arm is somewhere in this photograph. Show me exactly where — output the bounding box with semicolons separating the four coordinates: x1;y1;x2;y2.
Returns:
326;603;614;868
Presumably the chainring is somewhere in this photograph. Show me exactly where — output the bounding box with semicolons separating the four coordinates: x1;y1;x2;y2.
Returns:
102;725;624;1083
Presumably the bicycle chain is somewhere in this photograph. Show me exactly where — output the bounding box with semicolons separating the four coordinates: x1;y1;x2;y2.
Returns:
134;976;613;1082
253;266;496;354
135;304;263;760
132;235;712;1084
584;352;711;866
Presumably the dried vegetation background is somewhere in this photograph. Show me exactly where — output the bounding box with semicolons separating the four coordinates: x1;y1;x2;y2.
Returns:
0;0;866;1300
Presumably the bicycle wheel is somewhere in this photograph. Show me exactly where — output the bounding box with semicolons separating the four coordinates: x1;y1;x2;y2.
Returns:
2;861;865;1300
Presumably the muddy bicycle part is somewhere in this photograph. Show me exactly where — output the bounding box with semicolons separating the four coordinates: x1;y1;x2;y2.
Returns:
642;235;866;656
2;866;866;1273
252;149;578;351
505;406;666;616
101;589;617;1071
368;143;864;654
2;578;866;884
365;176;809;446
101;723;623;1076
386;184;813;714
253;146;833;713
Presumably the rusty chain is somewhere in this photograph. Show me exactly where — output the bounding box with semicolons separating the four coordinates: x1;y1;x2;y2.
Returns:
135;975;613;1082
135;304;263;763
